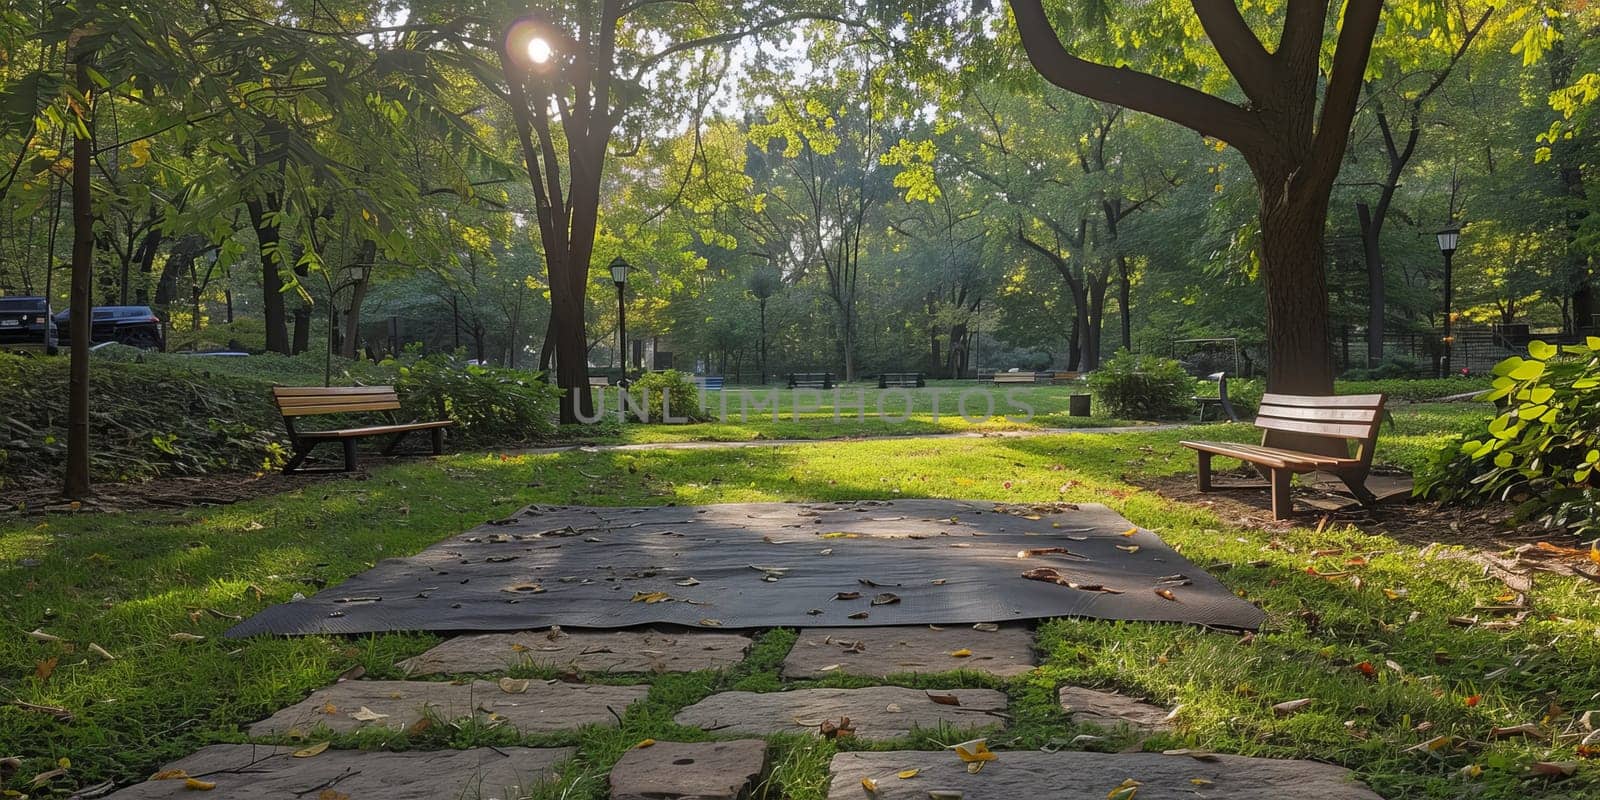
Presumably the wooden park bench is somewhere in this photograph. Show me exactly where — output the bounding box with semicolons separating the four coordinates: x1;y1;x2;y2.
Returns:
1050;371;1082;384
992;371;1037;384
787;372;835;390
878;372;924;388
272;386;453;474
588;375;611;387
1179;393;1385;520
695;375;725;391
1193;372;1242;422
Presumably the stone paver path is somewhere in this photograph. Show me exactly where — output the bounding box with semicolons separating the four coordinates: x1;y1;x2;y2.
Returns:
782;624;1035;678
674;686;1008;741
247;679;648;736
826;750;1385;799
400;627;754;676
1057;686;1173;733
102;745;573;799
609;740;768;800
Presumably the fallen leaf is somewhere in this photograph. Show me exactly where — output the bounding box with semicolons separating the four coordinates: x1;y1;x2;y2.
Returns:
897;768;920;779
1355;661;1376;677
636;738;655;748
292;741;330;758
1459;764;1482;779
861;776;878;794
834;591;863;601
317;790;349;800
871;593;901;606
349;706;389;722
1531;761;1577;777
1405;735;1457;753
1154;588;1178;602
630;591;671;603
1121;527;1138;537
950;737;997;773
1162;749;1220;762
973;623;999;632
1272;698;1313;716
1464;694;1480;706
498;677;530;694
1106;777;1141;799
169;633;205;642
1190;778;1213;786
89;643;115;660
27;629;62;643
950;648;972;657
927;691;962;706
34;656;57;681
675;578;701;587
699;618;724;626
821;716;856;739
818;664;842;672
1115;545;1140;553
151;769;190;780
848;611;869;619
184;778;216;790
1490;722;1543;739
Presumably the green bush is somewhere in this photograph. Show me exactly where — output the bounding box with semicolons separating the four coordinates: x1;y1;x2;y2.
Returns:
394;353;562;444
1341;355;1427;380
1087;349;1194;420
1336;376;1490;402
1416;339;1600;536
622;369;711;423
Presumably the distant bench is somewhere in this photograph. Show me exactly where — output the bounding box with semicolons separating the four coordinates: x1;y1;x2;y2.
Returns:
992;372;1038;384
695;376;725;391
878;372;924;388
272;386;452;474
1180;393;1386;519
787;372;835;390
588;375;611;387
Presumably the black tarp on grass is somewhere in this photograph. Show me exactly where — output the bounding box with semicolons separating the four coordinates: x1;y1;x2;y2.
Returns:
226;500;1266;637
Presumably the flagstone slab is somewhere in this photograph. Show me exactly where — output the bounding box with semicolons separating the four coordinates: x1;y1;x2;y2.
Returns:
103;744;573;799
609;739;768;800
673;687;1008;741
826;750;1385;799
399;627;754;676
782;625;1034;679
247;679;648;736
1058;686;1172;732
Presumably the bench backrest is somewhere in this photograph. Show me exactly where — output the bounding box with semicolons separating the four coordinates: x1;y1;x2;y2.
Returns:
273;385;402;417
1254;393;1386;463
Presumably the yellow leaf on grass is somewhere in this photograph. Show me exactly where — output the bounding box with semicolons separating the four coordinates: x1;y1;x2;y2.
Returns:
1121;527;1138;537
184;778;216;790
950;648;972;658
950;737;998;772
1591;542;1600;565
636;738;656;748
897;768;919;779
292;741;330;758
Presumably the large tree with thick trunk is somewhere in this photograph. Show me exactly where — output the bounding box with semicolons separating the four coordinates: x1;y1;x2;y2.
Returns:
1008;0;1383;395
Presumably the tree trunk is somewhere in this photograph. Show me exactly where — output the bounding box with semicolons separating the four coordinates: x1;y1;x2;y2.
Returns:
133;228;162;304
63;48;95;500
1116;254;1132;350
1256;186;1335;394
1356;202;1385;367
1084;275;1108;369
246;198;290;354
340;277;368;359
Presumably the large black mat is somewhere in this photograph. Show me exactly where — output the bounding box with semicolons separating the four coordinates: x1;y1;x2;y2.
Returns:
226;500;1265;638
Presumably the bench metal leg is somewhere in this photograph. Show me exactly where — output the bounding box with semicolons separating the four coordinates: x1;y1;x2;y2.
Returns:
1338;472;1379;505
342;439;359;472
282;443;314;474
1270;468;1292;520
430;427;444;454
1197;452;1213;492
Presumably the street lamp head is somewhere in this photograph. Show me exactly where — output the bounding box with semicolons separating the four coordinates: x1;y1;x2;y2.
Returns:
1436;225;1460;255
609;257;631;287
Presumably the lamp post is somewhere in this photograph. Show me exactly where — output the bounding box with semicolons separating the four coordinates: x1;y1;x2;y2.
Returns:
1437;225;1460;377
610;257;631;386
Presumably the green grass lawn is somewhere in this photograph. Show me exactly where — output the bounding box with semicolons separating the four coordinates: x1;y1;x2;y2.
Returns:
11;400;1596;800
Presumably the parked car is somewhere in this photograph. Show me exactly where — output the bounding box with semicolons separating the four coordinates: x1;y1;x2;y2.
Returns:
0;296;59;355
54;305;166;351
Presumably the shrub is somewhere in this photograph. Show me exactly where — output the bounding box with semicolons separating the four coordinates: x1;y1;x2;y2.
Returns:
394;354;561;444
622;370;711;423
1336;376;1491;402
1416;338;1600;536
1087;349;1194;420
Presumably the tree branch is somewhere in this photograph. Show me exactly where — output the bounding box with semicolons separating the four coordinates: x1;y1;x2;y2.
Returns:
1191;0;1275;102
1308;0;1383;186
1007;0;1265;151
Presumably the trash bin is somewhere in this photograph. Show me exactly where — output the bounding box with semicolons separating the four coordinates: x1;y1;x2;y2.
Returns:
1069;394;1091;417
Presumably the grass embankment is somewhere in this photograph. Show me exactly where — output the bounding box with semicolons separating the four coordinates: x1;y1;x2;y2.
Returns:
11;400;1596;799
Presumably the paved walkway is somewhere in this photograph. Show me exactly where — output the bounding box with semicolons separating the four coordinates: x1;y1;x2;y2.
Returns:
105;621;1385;799
515;423;1189;456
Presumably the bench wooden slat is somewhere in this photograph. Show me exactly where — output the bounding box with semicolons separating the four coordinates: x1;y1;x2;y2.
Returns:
1181;441;1356;469
1256;404;1382;424
278;401;403;417
1259;392;1383;408
273;386;395;397
1255;415;1376;440
296;420;454;440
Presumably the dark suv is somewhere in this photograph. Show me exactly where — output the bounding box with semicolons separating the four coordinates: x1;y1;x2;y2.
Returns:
0;296;59;355
55;305;166;351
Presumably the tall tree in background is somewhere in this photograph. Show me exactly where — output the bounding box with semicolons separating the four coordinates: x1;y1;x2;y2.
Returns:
1008;0;1382;394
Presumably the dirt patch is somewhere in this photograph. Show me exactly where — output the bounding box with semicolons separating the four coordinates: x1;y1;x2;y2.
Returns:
1;468;354;517
1137;468;1551;554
